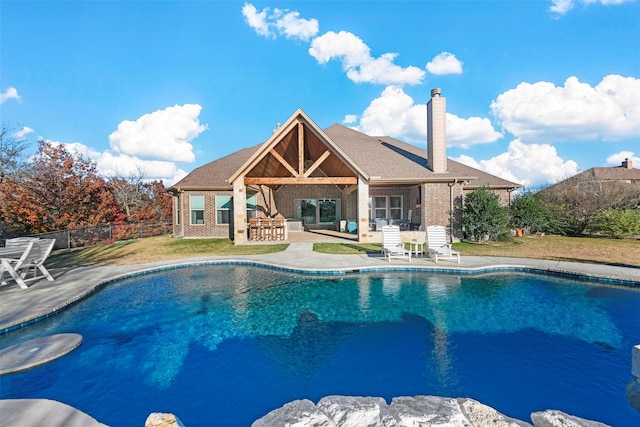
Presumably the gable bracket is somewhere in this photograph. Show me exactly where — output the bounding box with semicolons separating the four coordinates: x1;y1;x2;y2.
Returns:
303;149;331;178
269;148;299;177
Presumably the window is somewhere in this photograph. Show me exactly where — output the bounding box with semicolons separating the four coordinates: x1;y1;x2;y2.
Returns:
390;196;402;220
374;196;387;219
216;195;232;224
190;195;205;225
175;194;181;225
246;194;257;219
371;195;402;220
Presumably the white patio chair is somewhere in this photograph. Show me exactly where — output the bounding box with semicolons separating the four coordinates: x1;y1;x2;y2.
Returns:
426;226;460;264
1;241;36;289
17;238;56;284
382;225;411;262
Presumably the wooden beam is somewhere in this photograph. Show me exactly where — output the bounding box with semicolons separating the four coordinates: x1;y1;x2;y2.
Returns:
269;148;299;177
303;150;331;178
343;184;358;195
298;122;304;175
244;176;357;185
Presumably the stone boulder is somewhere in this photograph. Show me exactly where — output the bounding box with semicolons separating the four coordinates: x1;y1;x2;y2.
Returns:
251;399;334;427
530;410;610;427
252;395;534;426
145;412;185;427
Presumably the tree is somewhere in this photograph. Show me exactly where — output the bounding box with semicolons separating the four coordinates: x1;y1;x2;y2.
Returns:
108;169;172;222
537;179;640;235
509;191;548;233
0;124;29;183
587;208;640;238
462;187;509;242
0;140;120;233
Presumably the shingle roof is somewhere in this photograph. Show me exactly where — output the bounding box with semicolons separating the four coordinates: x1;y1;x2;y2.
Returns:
172;123;522;190
172;145;260;190
587;166;640;181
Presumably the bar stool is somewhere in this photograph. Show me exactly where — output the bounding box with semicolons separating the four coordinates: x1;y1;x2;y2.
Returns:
248;217;259;240
273;218;285;240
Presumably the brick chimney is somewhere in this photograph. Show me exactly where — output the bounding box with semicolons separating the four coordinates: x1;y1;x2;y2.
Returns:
622;158;633;169
427;88;447;173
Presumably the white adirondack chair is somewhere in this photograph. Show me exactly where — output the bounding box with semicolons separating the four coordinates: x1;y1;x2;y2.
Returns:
382;225;411;262
1;241;36;289
18;238;56;285
1;239;56;288
426;226;460;264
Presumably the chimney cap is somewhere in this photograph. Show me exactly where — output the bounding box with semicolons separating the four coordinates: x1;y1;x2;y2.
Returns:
431;88;441;98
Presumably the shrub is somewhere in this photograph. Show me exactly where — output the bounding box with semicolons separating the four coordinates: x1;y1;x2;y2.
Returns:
587;208;640;238
510;192;548;233
462;187;509;242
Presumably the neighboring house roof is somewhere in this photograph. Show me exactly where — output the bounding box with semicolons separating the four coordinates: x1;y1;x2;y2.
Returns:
576;165;640;182
172;120;521;191
539;162;640;194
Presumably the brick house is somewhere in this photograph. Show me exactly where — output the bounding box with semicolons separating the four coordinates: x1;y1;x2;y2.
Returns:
170;89;521;244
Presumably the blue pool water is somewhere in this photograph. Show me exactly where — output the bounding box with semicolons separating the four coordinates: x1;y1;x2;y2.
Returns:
1;266;639;426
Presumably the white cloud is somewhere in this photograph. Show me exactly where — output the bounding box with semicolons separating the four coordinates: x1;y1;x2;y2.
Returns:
242;4;423;85
309;31;425;85
550;0;636;15
97;152;188;186
343;114;358;124
454;139;580;187
61;141;188;186
275;9;319;41
241;3;272;38
13;126;34;139
242;3;319;41
0;87;20;104
491;75;640;142
353;86;502;146
108;104;207;163
354;86;426;142
426;52;463;75
45;103;205;185
606;150;638;166
446;114;503;148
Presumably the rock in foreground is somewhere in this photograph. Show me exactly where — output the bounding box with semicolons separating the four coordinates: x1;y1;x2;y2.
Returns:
252;395;609;427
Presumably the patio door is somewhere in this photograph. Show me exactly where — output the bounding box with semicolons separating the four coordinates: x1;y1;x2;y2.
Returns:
294;198;340;225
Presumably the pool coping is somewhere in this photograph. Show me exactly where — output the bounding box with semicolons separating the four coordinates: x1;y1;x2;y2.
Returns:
1;251;639;335
1;251;639;427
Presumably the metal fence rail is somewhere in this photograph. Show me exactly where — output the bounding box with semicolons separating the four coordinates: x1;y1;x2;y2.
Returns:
13;222;173;251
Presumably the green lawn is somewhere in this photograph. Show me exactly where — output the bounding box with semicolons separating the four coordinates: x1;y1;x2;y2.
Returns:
48;234;640;268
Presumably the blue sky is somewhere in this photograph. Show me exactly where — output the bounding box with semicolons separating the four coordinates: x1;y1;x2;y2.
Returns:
1;0;639;188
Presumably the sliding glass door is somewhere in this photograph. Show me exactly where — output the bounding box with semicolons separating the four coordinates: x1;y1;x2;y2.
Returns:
294;199;340;225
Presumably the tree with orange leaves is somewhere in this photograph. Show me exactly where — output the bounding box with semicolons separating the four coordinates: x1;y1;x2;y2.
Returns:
0;140;121;234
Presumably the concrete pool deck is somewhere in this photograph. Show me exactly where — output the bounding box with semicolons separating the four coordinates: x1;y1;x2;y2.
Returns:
1;243;639;426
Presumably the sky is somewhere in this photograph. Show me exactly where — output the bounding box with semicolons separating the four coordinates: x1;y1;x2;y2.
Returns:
1;0;639;189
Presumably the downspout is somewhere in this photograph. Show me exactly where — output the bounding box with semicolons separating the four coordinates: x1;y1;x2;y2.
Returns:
447;179;458;243
178;189;185;238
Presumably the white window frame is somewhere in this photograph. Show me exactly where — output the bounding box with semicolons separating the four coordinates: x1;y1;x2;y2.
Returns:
246;194;257;219
216;194;232;225
371;195;403;220
190;195;205;225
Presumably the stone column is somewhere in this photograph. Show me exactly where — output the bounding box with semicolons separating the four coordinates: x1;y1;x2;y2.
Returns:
233;178;247;244
357;176;370;242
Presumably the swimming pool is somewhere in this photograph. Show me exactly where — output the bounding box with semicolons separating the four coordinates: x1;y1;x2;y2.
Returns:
0;265;639;426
